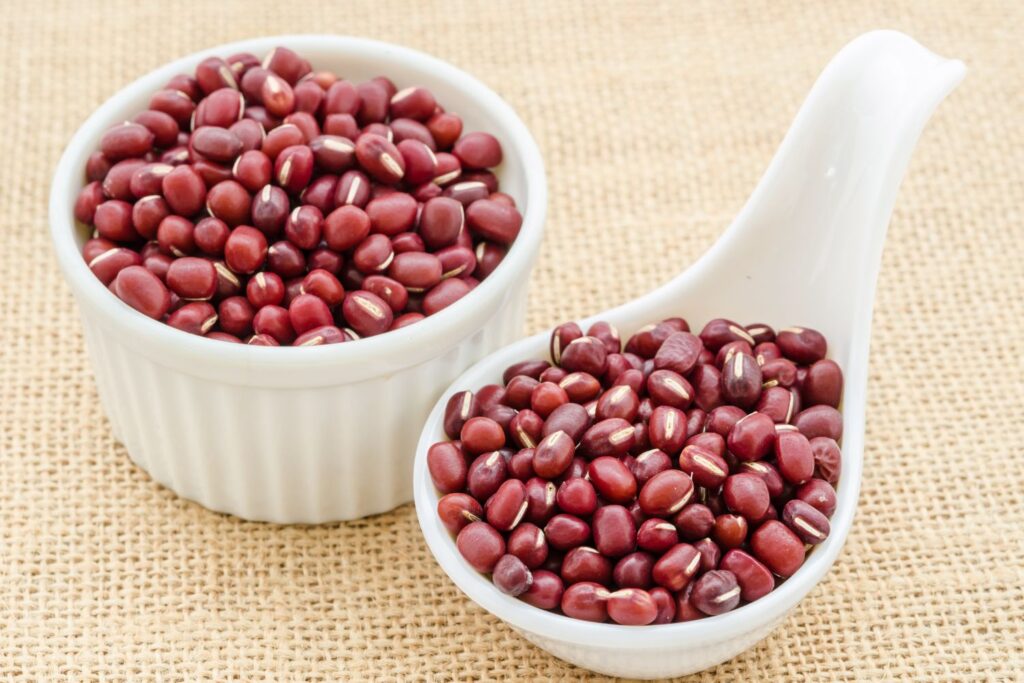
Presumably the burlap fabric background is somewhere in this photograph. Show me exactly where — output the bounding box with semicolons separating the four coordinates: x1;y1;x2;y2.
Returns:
2;1;1022;680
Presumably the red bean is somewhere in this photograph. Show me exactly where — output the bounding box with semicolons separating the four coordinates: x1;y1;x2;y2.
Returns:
113;266;171;319
465;199;522;244
561;546;613;585
775;430;815;484
453;131;502;169
613;551;654;588
544;514;591;551
167;301;218;335
166;257;216;300
521;570;563;610
592;505;637;558
493;554;533;596
456;521;505;573
751;520;806;577
422;277;470;315
100;122;154;161
161;165;206;217
355;134;404;184
727;411;776;461
777;326;827;363
88;247;142;285
796;478;837;517
224;226;267;273
651;543;700;591
252;304;295;344
794;404;843;441
723;473;770;520
507;523;549;569
555;478;597;517
638;470;694;517
810;436;842;484
561;582;609;622
588;456;637;504
94;200;138;242
690;570;741;615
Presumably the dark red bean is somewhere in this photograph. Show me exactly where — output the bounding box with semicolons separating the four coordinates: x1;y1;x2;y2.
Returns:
437;493;483;535
520;570;563;610
533;430;574;479
252;304;295;344
775;430;815;484
88;247;141;286
129;163;173;198
723;473;770;520
796;479;837;517
648;406;687;455
524;477;558;526
720;549;774;601
727;412;776;461
161;165;206;217
793;405;843;441
216;296;254;337
224;226;267;273
492;554;533;596
636;518;679;554
273;144;314;193
423;277;470;315
613;551;654;588
486;479;528;531
166;257;216;300
706;405;745;437
362;275;408;314
425;112;462;150
561;546;613;585
646;369;693;409
751;520;805;577
690;570;741;615
167;301;218;335
542;403;591;443
581;418;635;458
651;543;700;591
592;505;637;558
777;326;827;363
782;499;831;544
288;293;332;334
460;416;506;455
638;470;694;517
560;581;609;622
191;217;228;256
456;521;505;573
605;588;657;625
587;456;637;504
756;386;801;424
190;126;243;163
355;133;404;184
629;448;672;486
388;251;442;292
544;514;591;551
810;436;842;484
466;199;522;244
93;200;138;242
113;266;171;319
674;504;715;542
762;358;799;388
699;318;755;351
802;359;843;407
453;131;502;169
712;514;748;549
737;461;785;499
102;159;146;201
100;122;154;161
678;444;729;489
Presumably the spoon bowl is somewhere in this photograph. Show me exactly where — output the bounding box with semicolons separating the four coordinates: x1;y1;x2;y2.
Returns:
414;30;964;678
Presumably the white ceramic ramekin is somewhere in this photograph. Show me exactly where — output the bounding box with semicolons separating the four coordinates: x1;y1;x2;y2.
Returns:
50;35;547;523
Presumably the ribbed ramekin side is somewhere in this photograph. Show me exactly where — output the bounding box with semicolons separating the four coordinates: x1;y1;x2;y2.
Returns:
75;280;530;523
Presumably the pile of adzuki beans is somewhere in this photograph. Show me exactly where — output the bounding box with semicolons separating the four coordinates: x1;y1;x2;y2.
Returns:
74;46;520;345
429;318;843;625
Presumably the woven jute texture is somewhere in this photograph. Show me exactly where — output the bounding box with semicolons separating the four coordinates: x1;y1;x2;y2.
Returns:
2;0;1023;680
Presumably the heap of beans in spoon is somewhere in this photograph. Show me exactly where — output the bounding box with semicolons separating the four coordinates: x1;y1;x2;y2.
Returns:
75;46;520;345
428;317;843;625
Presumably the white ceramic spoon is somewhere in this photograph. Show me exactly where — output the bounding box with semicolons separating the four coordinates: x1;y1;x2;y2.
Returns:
413;30;965;679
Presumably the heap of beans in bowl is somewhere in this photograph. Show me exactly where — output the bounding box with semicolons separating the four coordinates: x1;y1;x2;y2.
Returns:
74;46;520;345
428;318;842;625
